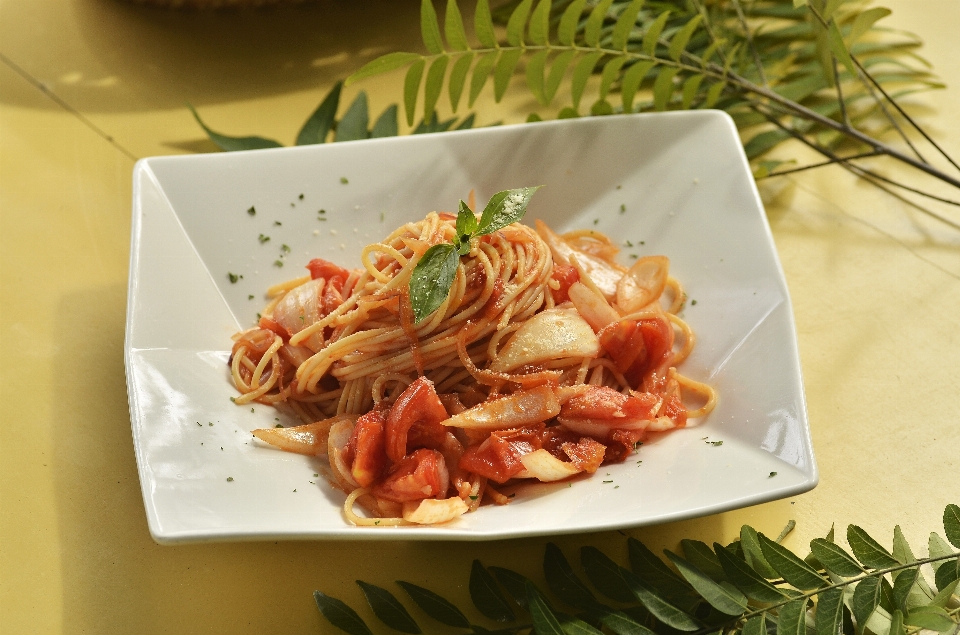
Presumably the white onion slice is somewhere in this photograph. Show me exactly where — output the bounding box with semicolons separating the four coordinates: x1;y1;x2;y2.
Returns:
515;449;581;482
442;386;560;431
616;256;669;314
490;309;600;373
402;497;469;524
568;282;620;332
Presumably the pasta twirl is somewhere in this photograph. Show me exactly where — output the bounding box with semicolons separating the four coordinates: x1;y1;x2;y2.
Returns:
229;210;716;526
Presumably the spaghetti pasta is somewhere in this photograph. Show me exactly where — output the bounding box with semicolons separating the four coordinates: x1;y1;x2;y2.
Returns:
231;204;716;527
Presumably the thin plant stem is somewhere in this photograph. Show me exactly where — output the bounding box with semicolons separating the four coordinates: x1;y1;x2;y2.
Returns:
761;152;882;178
832;55;851;129
731;0;767;87
753;103;960;213
689;552;960;635
805;4;929;164
851;54;960;174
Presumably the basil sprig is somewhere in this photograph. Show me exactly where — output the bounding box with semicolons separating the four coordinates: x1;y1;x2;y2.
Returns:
408;186;541;323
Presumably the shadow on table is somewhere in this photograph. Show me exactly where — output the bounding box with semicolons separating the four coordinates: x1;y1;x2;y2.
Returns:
0;0;421;113
51;284;792;634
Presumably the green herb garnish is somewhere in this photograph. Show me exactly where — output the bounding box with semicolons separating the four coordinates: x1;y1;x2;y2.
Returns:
340;177;348;184
258;234;270;244
227;272;240;283
226;477;234;482
247;206;256;216
408;186;541;323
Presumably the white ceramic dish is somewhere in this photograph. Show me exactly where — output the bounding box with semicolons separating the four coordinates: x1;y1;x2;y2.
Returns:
125;111;816;544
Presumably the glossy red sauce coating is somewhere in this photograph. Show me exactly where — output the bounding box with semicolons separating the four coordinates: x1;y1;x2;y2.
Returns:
349;409;388;488
371;448;448;502
559;386;660;421
459;425;545;484
599;317;673;386
306;258;350;282
384;377;449;463
257;316;290;341
549;263;580;304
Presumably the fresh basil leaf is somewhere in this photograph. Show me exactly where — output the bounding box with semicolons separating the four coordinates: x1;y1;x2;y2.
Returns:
476;187;541;236
489;567;532;609
810;538;864;577
469;560;515;623
396;581;470;628
847;525;899;570
296;81;342;145
189;104;283;151
580;547;635;603
335;92;369;142
370;105;399;138
665;551;747;616
527;582;565;635
544;543;598;610
409;243;459;323
314;590;374;635
944;504;960;548
456;200;478;244
758;532;826;590
356;581;421;634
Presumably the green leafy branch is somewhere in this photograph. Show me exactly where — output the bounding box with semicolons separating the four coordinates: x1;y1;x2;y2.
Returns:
314;504;960;635
347;0;960;220
189;80;477;151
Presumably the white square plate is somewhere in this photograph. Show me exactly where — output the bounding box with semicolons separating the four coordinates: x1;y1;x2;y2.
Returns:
125;111;816;543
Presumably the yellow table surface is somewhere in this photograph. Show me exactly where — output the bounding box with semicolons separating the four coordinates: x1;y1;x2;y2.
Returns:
1;1;958;632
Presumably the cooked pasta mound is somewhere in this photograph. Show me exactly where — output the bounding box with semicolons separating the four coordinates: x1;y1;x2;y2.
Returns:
229;210;716;526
